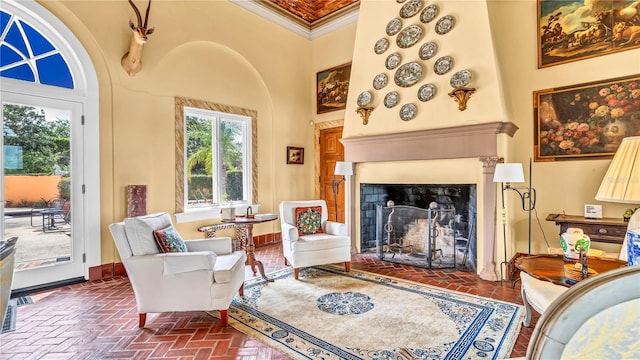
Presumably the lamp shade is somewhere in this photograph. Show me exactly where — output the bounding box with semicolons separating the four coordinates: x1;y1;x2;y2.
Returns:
334;161;353;176
595;136;640;204
493;163;525;183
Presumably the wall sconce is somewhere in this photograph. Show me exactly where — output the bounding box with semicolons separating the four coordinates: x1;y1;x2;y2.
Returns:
356;106;374;125
448;88;476;111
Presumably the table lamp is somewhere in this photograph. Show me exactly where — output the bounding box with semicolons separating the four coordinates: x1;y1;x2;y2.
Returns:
332;161;353;222
595;136;640;264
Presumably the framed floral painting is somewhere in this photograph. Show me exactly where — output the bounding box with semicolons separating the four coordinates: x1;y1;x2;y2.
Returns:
538;0;640;68
533;75;640;162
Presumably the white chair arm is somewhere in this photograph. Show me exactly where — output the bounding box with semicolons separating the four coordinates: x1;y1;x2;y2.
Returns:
324;221;347;236
281;223;299;242
162;251;217;275
185;237;232;255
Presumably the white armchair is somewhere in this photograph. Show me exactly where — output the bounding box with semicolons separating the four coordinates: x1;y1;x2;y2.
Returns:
279;200;351;279
108;212;246;328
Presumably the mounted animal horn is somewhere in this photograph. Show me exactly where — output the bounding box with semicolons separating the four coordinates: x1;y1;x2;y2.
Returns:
121;0;154;76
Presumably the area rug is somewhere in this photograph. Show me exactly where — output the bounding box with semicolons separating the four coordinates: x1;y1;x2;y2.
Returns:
214;266;524;360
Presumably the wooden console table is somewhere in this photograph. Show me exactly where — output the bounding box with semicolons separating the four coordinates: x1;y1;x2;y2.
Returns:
545;213;628;245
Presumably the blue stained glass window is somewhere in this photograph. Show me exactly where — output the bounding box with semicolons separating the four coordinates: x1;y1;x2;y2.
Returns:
0;10;74;89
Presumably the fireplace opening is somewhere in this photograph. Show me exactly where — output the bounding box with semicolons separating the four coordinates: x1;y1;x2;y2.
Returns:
360;183;477;271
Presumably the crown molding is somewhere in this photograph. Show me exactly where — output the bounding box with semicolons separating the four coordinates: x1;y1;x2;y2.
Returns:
230;0;359;40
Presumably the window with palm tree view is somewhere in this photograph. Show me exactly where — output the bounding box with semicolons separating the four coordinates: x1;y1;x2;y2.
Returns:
184;107;252;209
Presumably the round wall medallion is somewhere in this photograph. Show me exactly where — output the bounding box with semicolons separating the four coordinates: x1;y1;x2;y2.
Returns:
386;18;402;36
373;73;388;90
399;0;423;19
420;4;438;23
417;84;436;102
399;103;417;121
434;56;453;75
374;38;390;54
450;69;472;88
384;91;400;108
418;41;437;60
386;52;402;70
394;62;423;87
435;15;455;35
396;24;423;49
357;91;372;106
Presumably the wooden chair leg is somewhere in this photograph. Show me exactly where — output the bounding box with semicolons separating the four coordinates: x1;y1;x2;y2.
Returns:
345;261;351;272
220;309;228;327
284;258;289;266
238;283;244;296
294;268;300;280
139;313;146;328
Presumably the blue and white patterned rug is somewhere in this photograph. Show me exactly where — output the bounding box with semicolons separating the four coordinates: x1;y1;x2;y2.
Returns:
218;266;524;360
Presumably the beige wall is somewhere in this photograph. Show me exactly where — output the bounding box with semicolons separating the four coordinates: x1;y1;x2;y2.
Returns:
37;0;638;268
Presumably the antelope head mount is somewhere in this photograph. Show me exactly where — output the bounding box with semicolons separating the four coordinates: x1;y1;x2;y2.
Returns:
121;0;154;76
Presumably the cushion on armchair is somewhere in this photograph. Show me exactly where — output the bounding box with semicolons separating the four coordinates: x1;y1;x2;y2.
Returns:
124;212;172;255
154;226;188;253
295;206;324;235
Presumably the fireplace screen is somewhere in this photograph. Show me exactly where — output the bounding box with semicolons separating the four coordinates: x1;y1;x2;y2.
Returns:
376;204;474;270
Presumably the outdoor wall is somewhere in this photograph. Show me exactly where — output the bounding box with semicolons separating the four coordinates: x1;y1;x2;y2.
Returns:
4;176;62;205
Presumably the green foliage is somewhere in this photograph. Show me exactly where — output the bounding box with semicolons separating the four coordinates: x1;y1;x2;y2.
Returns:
225;170;243;201
3;104;70;175
188;174;213;202
58;177;71;200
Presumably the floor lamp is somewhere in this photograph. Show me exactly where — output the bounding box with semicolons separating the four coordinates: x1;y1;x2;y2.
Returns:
493;160;537;279
595;136;640;264
332;161;353;222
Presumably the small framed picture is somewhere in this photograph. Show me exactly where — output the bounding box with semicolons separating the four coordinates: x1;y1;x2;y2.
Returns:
286;146;304;164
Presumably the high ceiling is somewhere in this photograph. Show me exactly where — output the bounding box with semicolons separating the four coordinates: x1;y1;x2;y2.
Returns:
258;0;360;29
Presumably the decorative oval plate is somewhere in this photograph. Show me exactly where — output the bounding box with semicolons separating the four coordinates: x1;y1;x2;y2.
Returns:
373;73;388;90
394;62;423;87
399;0;423;19
434;56;453;75
386;52;402;70
419;41;437;60
420;4;438;23
397;0;407;3
418;84;436;102
396;24;423;49
374;38;390;54
384;91;400;108
386;18;402;36
357;91;372;106
450;69;472;88
435;15;455;35
400;103;417;121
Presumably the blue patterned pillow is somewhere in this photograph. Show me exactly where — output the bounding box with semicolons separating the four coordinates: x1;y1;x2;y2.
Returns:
153;226;188;253
295;206;324;235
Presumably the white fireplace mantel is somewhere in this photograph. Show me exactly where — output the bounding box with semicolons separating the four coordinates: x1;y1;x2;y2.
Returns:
340;121;519;281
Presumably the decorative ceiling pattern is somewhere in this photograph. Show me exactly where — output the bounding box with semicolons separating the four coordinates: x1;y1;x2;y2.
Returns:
258;0;359;28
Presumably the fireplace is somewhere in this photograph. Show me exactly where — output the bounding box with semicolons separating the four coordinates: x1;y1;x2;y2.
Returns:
341;122;518;281
360;183;477;270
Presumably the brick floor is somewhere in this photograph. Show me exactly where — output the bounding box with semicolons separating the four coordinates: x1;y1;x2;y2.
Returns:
0;242;536;359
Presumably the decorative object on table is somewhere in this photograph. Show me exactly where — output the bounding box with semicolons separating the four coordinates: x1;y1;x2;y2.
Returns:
537;0;640;68
374;38;389;54
560;228;591;260
493;159;537;256
584;204;603;219
316;62;351;114
127;184;147;217
286;146;304;164
399;103;417;121
357;91;373;107
433;56;453;75
332;161;353;221
396;24;423;48
386;18;402;36
595;136;640;265
624;208;638;222
533;75;639;162
385;52;401;70
356;106;374;125
435;15;455;35
418;41;437;60
384;91;400;108
399;0;423;19
563;262;597;281
420;4;438;23
394;62;423;87
372;73;388;90
224;265;523;360
417;83;436;102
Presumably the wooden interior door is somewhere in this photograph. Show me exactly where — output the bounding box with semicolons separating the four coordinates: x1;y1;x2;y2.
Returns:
319;127;345;222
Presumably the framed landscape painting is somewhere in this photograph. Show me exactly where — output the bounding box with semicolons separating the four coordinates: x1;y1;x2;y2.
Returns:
538;0;640;68
316;62;351;114
533;75;640;162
